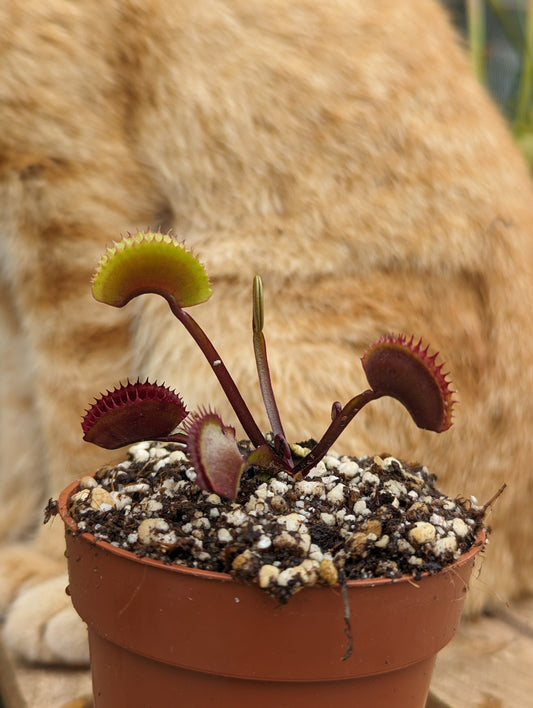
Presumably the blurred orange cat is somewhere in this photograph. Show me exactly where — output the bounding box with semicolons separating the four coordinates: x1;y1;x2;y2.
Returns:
1;0;532;664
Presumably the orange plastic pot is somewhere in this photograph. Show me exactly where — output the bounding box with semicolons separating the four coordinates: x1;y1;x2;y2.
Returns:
59;478;485;708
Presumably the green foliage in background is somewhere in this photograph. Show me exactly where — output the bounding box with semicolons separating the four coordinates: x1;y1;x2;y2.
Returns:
465;0;533;168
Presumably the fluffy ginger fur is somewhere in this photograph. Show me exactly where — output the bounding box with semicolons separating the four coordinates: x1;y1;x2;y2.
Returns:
1;0;533;665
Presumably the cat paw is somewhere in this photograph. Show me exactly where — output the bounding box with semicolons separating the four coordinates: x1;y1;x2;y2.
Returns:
3;574;89;665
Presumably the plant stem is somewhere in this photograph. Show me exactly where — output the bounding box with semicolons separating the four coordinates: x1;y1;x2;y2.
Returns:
467;0;487;84
167;298;266;449
514;0;533;133
293;389;380;477
157;431;189;445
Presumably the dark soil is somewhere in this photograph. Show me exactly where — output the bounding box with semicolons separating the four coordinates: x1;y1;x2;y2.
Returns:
61;440;486;603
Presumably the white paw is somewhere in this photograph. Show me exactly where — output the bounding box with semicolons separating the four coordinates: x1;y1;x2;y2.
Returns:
3;574;89;665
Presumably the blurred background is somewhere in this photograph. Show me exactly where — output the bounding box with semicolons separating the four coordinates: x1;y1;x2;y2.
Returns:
444;0;533;169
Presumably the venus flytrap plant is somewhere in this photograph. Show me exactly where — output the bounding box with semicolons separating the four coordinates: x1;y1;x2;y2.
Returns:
82;229;455;500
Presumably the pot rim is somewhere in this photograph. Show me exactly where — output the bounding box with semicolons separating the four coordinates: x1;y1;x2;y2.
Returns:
60;476;488;682
58;477;487;589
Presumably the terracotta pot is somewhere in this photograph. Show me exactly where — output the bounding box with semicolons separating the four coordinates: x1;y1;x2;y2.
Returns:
59;478;485;708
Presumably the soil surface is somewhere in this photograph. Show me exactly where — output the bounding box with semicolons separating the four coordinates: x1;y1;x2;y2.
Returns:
62;440;486;603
